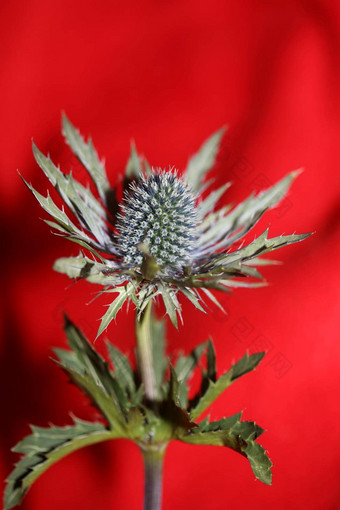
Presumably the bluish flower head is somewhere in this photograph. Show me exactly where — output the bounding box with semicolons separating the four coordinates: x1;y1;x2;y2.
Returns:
116;171;198;271
25;114;312;333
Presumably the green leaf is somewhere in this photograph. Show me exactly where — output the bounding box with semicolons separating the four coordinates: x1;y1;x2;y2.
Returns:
107;343;136;395
206;339;216;382
175;341;208;408
158;283;181;328
32;142;109;245
208;228;313;269
242;441;273;485
198;412;242;432
125;141;142;179
185;127;226;191
168;365;180;406
175;342;208;382
232;352;265;379
56;363;126;432
53;254;114;284
64;316;125;405
97;284;135;337
197;171;307;255
4;418;117;510
190;352;265;420
178;414;272;485
62;114;111;201
197;182;231;218
179;287;206;313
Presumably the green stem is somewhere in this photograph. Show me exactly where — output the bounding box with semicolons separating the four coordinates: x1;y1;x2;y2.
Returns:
140;445;166;510
135;301;157;401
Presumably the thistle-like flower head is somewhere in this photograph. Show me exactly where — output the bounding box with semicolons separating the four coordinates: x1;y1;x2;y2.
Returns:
116;171;198;271
25;115;312;334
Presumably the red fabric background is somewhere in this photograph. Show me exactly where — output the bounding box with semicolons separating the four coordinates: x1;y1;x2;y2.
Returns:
1;1;339;509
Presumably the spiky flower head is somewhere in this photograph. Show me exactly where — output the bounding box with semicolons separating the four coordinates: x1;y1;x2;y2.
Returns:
116;171;198;271
25;114;312;334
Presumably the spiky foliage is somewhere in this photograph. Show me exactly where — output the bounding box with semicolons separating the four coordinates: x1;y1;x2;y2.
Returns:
4;318;272;509
24;115;311;334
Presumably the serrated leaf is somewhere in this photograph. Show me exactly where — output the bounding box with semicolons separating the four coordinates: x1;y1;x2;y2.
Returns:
208;228;312;269
206;339;216;382
190;352;265;420
197;171;307;256
63;316;126;409
178;415;272;485
4;418;117;510
158;283;180;328
198;412;242;432
168;365;180;406
32;142;110;246
242;441;273;485
232;352;265;379
107;343;136;395
53;254;114;284
197;182;231;218
175;341;208;408
57;363;126;432
62;114;111;201
175;342;208;382
97;284;134;337
232;420;265;441
180;287;206;313
185;127;226;191
125;141;142;179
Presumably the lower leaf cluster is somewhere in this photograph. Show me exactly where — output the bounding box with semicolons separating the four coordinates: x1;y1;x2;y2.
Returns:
4;315;272;509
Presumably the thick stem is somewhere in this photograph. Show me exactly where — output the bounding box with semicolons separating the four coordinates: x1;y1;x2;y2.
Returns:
135;301;157;401
141;445;166;510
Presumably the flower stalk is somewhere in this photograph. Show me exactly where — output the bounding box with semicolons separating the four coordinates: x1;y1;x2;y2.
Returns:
136;301;157;402
140;445;167;510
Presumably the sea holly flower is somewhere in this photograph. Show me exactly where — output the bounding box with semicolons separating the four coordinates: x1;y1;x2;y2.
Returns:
5;115;313;510
24;115;311;335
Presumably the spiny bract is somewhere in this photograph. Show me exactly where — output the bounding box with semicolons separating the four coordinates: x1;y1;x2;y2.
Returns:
25;114;312;333
116;171;198;270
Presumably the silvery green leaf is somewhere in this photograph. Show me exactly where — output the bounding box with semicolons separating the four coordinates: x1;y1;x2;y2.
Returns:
197;171;303;254
184;127;226;191
53;254;113;284
32;143;109;240
125;141;142;179
62;114;111;201
97;285;135;338
201;288;226;314
107;343;136;396
197;182;231;218
158;283;181;328
179;287;206;313
208;229;312;268
190;352;265;420
4;418;116;510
